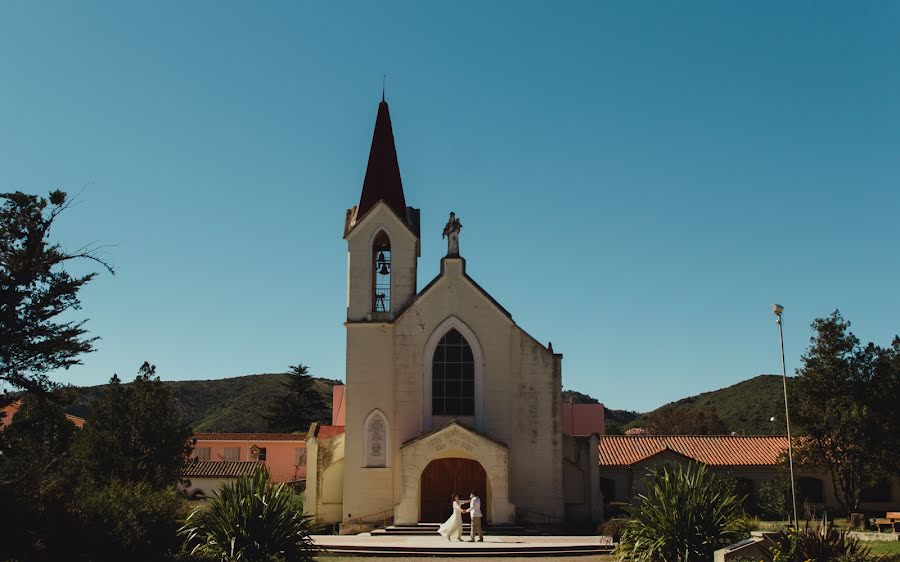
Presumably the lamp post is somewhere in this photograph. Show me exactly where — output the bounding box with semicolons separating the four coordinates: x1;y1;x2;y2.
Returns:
773;303;799;529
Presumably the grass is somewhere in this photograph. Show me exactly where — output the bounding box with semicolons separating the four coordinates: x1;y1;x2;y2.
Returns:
868;541;900;556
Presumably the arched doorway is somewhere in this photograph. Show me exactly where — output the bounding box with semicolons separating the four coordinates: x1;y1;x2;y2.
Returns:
420;458;487;522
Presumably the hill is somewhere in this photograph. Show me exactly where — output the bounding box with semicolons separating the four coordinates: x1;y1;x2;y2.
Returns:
63;373;341;432
628;374;790;435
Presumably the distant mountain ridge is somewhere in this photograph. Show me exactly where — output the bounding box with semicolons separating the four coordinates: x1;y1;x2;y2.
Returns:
628;375;789;435
62;373;785;435
64;373;341;432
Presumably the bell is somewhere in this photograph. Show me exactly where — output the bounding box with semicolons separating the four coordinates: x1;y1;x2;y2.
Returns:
377;252;386;264
379;263;390;275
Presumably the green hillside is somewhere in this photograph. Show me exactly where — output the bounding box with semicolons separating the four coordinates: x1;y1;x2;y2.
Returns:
63;373;341;432
60;373;785;435
629;374;791;435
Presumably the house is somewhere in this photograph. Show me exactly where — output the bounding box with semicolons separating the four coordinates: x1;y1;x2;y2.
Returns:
191;433;307;484
597;434;900;514
1;400;85;430
182;460;265;499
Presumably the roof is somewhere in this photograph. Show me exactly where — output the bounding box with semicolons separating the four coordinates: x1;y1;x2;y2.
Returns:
193;433;306;442
315;425;345;439
183;460;265;478
357;100;409;226
598;435;789;467
2;400;85;429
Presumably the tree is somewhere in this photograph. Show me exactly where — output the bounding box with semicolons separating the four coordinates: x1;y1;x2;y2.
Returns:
0;394;81;562
616;463;746;562
791;311;900;512
644;404;727;435
0;190;113;393
74;362;193;489
265;364;329;433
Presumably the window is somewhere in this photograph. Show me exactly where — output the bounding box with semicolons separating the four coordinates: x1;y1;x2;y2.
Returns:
431;329;475;416
223;447;240;461
372;231;391;313
195;447;211;461
798;477;824;504
295;447;306;466
861;479;892;502
257;447;267;461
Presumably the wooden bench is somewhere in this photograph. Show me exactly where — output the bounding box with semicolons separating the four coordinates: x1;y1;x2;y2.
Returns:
874;512;900;533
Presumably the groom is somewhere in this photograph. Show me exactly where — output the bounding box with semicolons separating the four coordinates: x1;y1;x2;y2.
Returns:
463;490;483;542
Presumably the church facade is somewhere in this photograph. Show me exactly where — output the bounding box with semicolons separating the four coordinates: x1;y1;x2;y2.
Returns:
305;100;601;529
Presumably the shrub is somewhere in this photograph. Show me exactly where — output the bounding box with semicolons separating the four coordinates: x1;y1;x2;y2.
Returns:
74;480;187;562
615;462;746;562
769;522;875;562
599;518;629;542
180;467;317;562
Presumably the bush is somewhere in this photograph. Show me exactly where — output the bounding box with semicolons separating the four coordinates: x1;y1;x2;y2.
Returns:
74;480;187;562
759;475;793;521
599;518;629;542
180;467;317;562
615;462;746;562
769;522;875;562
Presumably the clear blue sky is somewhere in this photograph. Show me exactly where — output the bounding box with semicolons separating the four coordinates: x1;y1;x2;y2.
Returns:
1;1;897;412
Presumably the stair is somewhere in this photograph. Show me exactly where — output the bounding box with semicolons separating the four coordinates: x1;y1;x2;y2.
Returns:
321;542;615;558
371;522;540;536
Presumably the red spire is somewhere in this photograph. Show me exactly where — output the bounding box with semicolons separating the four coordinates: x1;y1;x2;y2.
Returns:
358;100;408;222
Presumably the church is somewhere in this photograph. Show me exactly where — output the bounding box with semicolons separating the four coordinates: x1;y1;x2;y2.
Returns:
304;99;602;530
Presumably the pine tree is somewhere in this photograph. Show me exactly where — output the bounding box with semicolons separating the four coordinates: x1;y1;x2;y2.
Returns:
264;364;330;433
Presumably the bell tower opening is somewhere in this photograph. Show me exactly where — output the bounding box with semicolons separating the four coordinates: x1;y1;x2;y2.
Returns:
372;231;391;313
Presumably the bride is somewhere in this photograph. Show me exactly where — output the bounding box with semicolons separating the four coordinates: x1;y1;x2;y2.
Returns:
437;493;467;541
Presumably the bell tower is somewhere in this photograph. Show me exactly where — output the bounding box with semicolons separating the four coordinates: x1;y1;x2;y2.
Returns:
344;99;420;321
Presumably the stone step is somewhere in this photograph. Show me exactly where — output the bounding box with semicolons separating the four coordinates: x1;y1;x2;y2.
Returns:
323;544;615;557
372;524;537;536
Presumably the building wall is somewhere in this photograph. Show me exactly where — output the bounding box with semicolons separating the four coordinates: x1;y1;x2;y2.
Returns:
192;439;306;482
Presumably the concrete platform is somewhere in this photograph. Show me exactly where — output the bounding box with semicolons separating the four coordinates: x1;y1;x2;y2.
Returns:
312;533;615;557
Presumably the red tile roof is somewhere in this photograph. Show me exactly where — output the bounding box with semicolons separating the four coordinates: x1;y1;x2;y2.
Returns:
193;433;306;442
316;425;345;439
599;435;789;467
183;460;265;478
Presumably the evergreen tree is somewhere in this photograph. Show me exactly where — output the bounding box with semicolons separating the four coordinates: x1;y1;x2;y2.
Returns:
791;311;900;512
74;362;193;490
0;190;113;393
265;364;329;433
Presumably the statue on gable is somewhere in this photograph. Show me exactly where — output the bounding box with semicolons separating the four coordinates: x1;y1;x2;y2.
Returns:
442;212;462;256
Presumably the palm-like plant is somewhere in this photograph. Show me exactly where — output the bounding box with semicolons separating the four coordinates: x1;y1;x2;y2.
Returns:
615;462;746;562
180;467;317;562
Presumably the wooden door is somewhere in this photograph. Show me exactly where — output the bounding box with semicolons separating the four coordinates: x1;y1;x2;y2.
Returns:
420;458;487;522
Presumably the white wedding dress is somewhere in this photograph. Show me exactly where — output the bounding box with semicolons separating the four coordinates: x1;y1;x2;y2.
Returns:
437;500;464;540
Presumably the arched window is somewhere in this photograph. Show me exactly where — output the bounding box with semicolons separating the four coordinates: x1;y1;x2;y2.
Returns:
372;231;391;313
364;409;389;467
432;329;475;416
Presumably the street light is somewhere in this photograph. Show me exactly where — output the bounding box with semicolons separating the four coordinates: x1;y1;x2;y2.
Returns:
773;303;799;529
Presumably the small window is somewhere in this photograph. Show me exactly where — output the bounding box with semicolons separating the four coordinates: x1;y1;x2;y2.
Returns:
295;447;306;466
861;479;892;502
257;447;267;461
223;447;240;461
798;477;824;504
195;447;211;461
372;231;391;313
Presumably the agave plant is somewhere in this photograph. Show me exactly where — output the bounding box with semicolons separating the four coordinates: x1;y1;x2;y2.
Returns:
179;467;317;562
615;462;746;562
770;521;874;562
